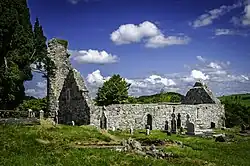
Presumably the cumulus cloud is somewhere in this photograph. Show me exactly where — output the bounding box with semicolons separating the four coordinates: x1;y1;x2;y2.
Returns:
182;70;209;83
86;70;107;86
110;21;160;45
190;2;243;28
110;21;191;48
69;49;118;64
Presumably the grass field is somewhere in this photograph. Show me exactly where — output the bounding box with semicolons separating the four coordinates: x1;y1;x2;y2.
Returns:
1;123;250;166
219;93;250;106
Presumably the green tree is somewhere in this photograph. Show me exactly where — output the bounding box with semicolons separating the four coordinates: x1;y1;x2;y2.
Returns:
0;0;34;109
95;74;131;106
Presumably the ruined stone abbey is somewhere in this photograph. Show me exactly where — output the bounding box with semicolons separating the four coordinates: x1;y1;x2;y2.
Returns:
47;39;225;133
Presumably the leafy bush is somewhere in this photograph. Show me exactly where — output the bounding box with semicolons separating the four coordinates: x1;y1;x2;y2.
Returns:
16;97;48;116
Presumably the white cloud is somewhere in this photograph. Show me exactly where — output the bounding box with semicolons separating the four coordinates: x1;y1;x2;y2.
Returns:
241;75;249;80
110;21;161;45
191;70;209;80
214;28;248;37
242;4;250;25
69;49;118;64
215;29;235;36
145;75;176;86
208;62;222;69
86;70;106;86
145;34;191;48
190;2;243;28
196;56;206;62
110;21;191;48
231;2;250;26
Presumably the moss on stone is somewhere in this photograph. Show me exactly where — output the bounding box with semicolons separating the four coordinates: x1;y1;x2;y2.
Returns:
55;38;68;49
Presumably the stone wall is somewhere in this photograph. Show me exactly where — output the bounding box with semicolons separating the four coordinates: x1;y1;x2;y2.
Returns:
91;103;225;130
47;39;71;119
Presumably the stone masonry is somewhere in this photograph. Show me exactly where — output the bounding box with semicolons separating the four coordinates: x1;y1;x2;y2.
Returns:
47;39;225;131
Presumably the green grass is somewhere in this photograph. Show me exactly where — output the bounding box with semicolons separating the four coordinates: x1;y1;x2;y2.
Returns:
1;124;250;166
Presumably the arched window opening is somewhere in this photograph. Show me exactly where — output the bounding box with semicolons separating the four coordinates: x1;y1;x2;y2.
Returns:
146;114;152;130
177;113;181;129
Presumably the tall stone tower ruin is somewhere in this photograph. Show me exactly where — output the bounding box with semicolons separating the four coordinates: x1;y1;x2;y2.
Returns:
47;39;93;125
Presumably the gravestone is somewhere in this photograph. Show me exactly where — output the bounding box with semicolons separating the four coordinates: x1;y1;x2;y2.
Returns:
186;122;195;135
146;125;150;135
146;129;150;135
39;110;44;120
130;127;134;135
28;109;32;118
72;121;75;126
112;126;116;131
171;113;177;134
164;121;169;131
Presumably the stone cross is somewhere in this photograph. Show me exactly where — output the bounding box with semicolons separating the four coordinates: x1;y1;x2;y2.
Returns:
146;129;150;135
39;110;44;120
28;109;32;118
130;127;134;135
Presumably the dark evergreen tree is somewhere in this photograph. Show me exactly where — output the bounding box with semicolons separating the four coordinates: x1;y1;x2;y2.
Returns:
0;0;47;109
32;17;54;78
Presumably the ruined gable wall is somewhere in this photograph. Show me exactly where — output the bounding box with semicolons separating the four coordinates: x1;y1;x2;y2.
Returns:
58;70;90;125
91;103;225;130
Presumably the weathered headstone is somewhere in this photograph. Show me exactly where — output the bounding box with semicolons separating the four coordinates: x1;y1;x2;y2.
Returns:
112;126;116;131
164;121;168;131
130;127;134;135
186;122;195;135
28;109;32;118
39;110;44;120
171;113;176;134
146;129;150;135
72;121;75;126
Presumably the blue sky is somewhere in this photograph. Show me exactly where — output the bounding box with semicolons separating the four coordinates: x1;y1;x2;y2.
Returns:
25;0;250;98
